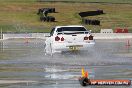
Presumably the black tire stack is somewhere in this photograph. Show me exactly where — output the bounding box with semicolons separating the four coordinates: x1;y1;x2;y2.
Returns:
37;8;55;15
79;10;104;17
37;8;56;22
40;16;55;22
82;19;100;25
79;10;104;25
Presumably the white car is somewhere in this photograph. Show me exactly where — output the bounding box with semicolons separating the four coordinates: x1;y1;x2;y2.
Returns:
44;25;95;54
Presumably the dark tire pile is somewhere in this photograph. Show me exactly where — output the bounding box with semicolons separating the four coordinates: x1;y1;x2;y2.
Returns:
82;19;100;25
37;8;56;22
37;8;55;14
40;16;55;22
79;10;104;25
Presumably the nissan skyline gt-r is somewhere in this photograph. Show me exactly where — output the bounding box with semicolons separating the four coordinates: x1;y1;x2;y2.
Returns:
44;25;95;54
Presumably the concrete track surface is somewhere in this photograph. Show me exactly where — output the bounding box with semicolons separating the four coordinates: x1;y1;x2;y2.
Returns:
0;39;132;88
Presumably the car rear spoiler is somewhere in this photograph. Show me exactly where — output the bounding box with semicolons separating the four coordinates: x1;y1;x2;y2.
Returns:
57;31;90;35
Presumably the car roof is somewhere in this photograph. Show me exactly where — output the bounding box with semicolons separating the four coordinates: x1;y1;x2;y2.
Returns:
55;25;84;28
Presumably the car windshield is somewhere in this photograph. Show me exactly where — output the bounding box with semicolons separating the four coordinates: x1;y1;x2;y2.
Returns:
56;27;88;34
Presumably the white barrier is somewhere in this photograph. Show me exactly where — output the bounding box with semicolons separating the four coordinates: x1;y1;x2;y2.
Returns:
3;33;50;40
100;29;113;33
2;33;132;40
93;33;132;39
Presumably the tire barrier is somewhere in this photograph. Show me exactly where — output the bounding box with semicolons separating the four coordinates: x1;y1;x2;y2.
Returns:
37;8;55;15
82;19;100;25
79;10;104;25
37;8;56;22
40;16;55;22
79;10;104;17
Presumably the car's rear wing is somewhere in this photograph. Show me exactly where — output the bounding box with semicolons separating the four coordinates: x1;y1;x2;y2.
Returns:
57;31;90;35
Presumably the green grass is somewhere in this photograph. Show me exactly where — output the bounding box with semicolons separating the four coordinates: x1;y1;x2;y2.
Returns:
1;0;132;3
0;0;36;3
38;0;132;4
0;0;132;32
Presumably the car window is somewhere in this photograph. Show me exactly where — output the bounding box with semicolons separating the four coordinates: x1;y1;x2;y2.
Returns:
50;28;55;36
56;27;88;34
57;27;87;32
